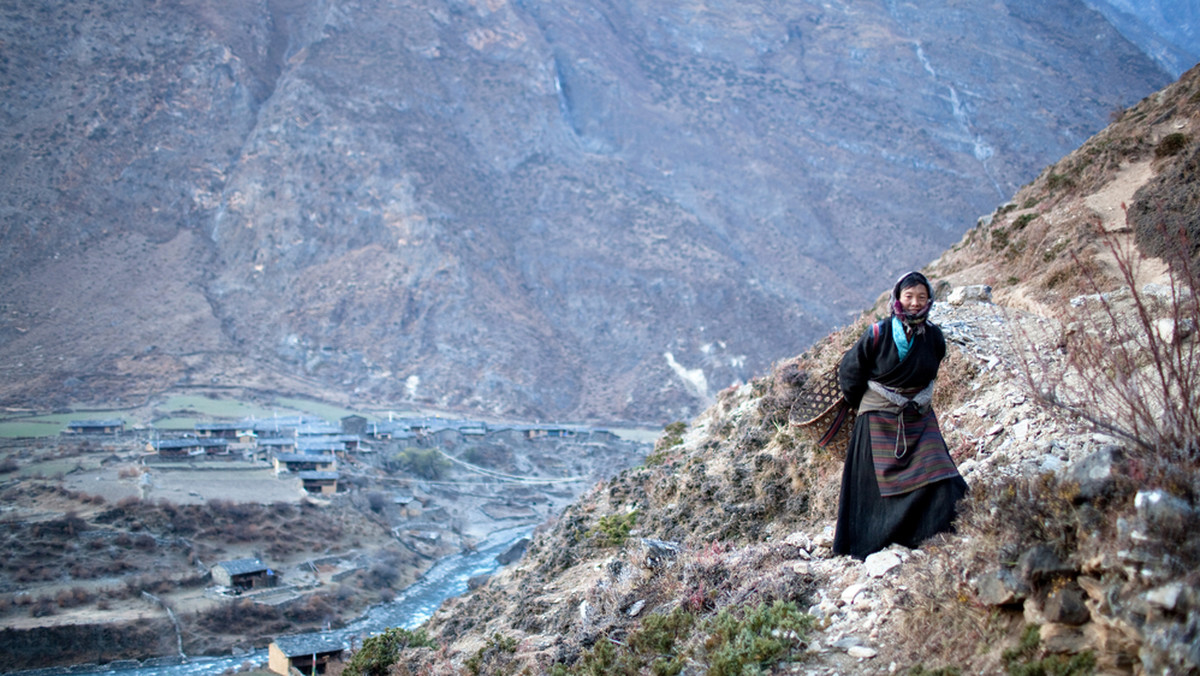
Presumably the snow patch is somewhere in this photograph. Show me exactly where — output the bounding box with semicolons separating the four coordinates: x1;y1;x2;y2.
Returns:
664;352;709;399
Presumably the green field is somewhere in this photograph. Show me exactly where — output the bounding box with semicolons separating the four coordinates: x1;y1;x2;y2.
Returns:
0;421;66;438
17;454;106;478
158;395;285;419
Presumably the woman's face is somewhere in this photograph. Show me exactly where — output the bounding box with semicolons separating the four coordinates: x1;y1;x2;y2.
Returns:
899;284;929;314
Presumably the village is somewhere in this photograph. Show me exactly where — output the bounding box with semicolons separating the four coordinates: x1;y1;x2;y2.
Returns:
0;412;651;672
64;415;619;497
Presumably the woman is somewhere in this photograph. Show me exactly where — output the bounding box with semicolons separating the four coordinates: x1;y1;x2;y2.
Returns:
833;271;967;559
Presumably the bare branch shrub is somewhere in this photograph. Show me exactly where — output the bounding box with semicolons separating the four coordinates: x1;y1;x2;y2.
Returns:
1014;217;1199;494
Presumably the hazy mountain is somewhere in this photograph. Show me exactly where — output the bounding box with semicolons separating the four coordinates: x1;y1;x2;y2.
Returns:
0;0;1178;423
1084;0;1199;77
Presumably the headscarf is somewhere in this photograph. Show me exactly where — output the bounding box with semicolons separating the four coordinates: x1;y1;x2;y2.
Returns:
890;271;933;338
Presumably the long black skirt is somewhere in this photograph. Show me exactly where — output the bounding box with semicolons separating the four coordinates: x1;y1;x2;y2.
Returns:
832;414;968;560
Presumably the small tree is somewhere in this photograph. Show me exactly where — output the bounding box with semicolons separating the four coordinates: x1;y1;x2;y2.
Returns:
342;627;436;676
1015;215;1199;484
392;447;451;480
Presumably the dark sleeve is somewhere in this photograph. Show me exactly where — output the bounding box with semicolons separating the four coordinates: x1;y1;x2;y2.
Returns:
927;323;947;378
837;325;877;408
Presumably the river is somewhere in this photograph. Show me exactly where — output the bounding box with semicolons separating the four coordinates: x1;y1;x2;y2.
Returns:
5;528;532;676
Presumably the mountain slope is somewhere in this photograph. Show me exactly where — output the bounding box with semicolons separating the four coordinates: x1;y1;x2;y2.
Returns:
0;0;1175;423
372;66;1200;675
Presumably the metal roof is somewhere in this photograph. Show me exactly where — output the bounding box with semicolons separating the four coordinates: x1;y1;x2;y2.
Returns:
153;438;227;450
215;557;268;576
272;632;347;657
297;471;339;480
275;453;336;464
67;419;124;428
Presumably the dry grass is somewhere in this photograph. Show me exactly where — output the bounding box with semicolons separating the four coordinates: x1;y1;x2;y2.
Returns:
891;547;1020;673
1013;220;1200;491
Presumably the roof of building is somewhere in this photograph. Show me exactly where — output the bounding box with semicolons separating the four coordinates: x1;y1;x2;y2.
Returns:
298;423;341;436
67;419;124;428
153;438;227;450
215;557;268;576
275;453;336;464
272;632;348;657
194;421;249;431
296;440;344;452
297;471;339;481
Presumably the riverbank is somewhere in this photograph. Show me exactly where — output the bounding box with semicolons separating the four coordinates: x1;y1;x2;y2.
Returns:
2;528;533;676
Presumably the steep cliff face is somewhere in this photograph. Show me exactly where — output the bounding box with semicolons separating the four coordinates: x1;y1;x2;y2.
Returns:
0;0;1175;422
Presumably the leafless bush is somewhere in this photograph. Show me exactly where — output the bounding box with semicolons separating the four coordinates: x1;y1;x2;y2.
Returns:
55;587;93;608
29;598;57;617
1015;218;1199;493
116;496;141;509
366;492;388;513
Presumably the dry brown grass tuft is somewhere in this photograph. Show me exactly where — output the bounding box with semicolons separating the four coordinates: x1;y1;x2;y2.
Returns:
891;544;1021;673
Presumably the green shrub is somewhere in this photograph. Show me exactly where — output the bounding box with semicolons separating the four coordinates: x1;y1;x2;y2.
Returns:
704;601;814;676
1045;173;1074;191
557;602;814;675
991;228;1010;252
1002;625;1096;676
343;627;436;676
1155;132;1188;158
1012;213;1037;231
589;510;638;547
659;421;687;448
465;632;519;676
909;666;963;676
392;447;451;480
643;449;668;466
560;607;695;676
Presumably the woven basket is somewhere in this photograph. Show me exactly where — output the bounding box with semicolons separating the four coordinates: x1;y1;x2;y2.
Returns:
789;365;855;453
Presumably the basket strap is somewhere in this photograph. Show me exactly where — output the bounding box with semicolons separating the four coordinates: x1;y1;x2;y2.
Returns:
817;402;851;447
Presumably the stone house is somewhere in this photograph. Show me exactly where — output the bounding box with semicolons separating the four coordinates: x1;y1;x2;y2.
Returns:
212;557;277;590
273;453;336;474
268;633;346;676
297;470;339;495
64;419;124;435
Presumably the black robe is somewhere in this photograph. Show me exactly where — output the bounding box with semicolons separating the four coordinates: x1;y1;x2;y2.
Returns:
832;319;967;560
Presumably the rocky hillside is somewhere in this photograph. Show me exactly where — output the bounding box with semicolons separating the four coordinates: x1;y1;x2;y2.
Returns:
0;0;1173;424
358;67;1200;675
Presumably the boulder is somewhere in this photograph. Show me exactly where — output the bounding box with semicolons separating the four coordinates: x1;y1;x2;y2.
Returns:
1144;582;1186;612
1134;490;1196;535
497;537;531;565
947;285;994;305
1017;545;1075;587
1044;582;1091;625
863;550;902;578
1068;445;1125;502
976;567;1029;606
639;538;682;569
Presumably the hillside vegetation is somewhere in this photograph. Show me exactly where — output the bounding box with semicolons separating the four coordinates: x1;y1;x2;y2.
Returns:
350;67;1200;675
